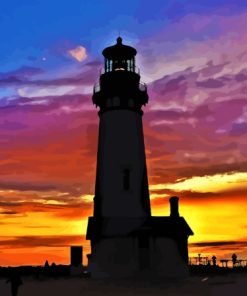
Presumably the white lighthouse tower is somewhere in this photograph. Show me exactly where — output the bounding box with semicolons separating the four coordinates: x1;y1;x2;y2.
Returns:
93;37;150;218
86;37;193;278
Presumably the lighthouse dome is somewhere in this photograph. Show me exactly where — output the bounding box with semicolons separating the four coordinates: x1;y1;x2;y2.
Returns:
102;37;137;60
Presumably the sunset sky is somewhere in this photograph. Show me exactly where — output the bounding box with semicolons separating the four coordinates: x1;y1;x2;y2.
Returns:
0;0;247;266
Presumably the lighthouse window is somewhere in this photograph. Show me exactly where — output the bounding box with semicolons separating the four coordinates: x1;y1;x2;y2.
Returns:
105;59;113;72
109;60;113;71
113;96;120;106
128;99;134;107
123;169;130;191
106;98;112;107
107;59;111;72
130;59;133;71
127;60;130;71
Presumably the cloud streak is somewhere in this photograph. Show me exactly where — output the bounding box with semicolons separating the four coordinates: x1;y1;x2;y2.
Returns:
0;235;85;248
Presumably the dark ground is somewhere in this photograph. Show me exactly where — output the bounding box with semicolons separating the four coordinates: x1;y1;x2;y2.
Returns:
1;273;247;296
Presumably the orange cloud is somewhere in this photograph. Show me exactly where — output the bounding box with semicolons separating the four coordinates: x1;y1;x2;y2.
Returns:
68;45;87;62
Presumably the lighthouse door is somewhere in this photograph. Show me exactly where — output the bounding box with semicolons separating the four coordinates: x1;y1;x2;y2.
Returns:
138;236;150;270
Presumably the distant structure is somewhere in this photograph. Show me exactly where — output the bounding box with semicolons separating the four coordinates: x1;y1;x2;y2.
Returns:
44;260;49;268
232;253;237;266
70;246;83;266
70;246;83;275
86;37;193;278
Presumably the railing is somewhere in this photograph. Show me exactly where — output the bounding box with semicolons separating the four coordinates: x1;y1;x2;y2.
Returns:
189;257;247;268
139;81;147;92
94;81;147;94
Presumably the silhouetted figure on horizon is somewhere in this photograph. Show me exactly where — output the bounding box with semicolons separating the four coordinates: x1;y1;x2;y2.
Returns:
212;255;217;266
6;271;23;296
44;260;49;268
198;253;201;265
232;253;237;266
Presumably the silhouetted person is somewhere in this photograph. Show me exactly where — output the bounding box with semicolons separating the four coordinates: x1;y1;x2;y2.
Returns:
198;253;201;264
44;260;49;268
44;259;50;276
6;271;23;296
232;253;237;266
212;255;217;266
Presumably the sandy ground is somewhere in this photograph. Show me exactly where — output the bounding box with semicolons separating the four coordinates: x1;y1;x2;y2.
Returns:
1;274;246;296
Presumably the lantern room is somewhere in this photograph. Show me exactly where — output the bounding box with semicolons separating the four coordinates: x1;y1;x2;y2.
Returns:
102;37;137;73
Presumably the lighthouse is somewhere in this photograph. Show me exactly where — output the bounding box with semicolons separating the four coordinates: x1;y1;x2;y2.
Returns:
86;37;193;278
92;36;150;219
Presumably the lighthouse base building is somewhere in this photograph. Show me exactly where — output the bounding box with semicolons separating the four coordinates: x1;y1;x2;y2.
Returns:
87;197;193;278
86;38;193;278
